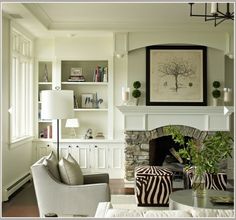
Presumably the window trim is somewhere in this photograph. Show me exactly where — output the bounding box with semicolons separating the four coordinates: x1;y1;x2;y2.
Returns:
9;22;34;146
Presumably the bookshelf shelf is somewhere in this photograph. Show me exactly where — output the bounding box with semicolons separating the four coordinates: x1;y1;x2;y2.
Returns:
38;120;52;123
74;108;108;112
38;82;52;85
61;82;108;86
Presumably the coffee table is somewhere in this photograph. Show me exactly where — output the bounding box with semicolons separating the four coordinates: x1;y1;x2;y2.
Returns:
169;189;234;210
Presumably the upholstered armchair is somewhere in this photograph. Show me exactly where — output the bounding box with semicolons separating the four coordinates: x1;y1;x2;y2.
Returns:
31;157;110;217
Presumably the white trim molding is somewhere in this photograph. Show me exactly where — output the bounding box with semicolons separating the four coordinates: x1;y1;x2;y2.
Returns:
117;106;234;131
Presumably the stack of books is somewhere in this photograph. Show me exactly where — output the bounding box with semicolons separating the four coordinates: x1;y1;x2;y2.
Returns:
68;68;85;82
93;66;108;82
68;75;85;82
95;132;105;139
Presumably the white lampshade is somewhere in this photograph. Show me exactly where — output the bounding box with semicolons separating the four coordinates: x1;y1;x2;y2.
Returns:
41;90;74;120
65;118;80;128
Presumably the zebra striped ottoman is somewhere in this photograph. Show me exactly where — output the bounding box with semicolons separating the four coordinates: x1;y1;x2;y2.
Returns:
183;168;227;190
135;166;173;206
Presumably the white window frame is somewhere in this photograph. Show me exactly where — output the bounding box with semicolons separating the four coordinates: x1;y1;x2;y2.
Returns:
10;24;34;144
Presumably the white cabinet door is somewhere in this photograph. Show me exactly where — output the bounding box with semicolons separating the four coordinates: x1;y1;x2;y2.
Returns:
90;143;124;177
77;144;90;170
107;144;124;178
60;143;90;170
109;144;123;169
36;142;54;159
93;144;108;170
55;141;124;178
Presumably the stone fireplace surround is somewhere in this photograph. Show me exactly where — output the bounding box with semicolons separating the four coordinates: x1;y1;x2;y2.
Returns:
124;125;227;181
118;105;233;181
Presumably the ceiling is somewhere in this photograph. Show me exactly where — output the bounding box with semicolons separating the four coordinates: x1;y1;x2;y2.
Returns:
2;2;234;38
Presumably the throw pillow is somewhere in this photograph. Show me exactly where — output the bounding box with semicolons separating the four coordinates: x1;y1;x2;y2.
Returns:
58;153;84;185
43;151;60;181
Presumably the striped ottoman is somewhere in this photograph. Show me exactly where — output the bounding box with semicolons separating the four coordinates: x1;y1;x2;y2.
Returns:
183;167;227;190
135;166;173;206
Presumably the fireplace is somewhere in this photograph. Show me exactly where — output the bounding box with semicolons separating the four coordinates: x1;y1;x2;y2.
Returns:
118;106;233;181
149;135;192;166
149;135;193;179
124;125;227;181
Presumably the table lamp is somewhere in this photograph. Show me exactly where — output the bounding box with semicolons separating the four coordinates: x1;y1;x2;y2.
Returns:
65;118;80;137
41;90;74;159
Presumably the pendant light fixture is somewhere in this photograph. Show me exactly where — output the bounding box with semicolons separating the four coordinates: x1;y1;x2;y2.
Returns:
189;3;234;26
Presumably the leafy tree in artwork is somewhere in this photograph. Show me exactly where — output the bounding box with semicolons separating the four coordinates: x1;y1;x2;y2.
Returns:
158;58;195;92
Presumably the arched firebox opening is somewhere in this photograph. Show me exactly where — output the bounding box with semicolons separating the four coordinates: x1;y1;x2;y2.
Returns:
124;125;211;181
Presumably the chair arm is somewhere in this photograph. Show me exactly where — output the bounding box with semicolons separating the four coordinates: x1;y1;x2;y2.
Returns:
37;183;110;217
83;173;109;184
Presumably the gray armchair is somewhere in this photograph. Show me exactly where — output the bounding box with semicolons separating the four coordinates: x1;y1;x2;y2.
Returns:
31;157;110;217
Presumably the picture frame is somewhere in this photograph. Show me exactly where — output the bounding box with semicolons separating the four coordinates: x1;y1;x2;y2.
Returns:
81;93;94;108
71;67;83;76
146;45;207;106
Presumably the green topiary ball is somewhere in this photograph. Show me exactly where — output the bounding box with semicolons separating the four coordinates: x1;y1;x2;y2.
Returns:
212;89;221;98
133;81;141;89
132;89;141;98
213;81;220;88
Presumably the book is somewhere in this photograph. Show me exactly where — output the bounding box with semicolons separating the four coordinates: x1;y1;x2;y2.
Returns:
93;66;108;82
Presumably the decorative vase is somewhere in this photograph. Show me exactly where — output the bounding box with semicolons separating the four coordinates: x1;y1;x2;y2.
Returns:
122;87;130;105
44;64;49;82
191;167;206;197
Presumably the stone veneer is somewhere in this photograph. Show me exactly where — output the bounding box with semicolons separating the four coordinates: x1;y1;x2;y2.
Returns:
124;125;221;181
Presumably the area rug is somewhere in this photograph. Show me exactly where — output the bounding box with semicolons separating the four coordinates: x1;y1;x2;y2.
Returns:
110;195;168;210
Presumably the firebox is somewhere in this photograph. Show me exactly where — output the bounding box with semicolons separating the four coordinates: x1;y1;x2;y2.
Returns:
149;135;192;179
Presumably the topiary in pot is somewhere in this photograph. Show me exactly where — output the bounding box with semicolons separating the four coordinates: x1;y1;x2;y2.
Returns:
212;89;221;99
133;81;141;89
132;81;141;106
213;81;220;89
212;81;221;106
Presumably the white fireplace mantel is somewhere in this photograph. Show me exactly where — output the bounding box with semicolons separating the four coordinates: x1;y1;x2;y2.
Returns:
117;106;234;131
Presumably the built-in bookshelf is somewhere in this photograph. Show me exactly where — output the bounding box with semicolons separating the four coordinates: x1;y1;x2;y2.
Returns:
60;60;111;139
37;61;53;139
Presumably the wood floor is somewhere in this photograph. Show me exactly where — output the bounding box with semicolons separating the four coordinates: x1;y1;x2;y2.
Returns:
2;179;234;217
2;179;134;217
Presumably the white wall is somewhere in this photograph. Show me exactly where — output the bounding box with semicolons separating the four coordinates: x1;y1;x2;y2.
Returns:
2;17;35;201
54;36;113;60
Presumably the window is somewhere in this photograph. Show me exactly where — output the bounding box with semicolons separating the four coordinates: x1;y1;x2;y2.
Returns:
10;27;33;143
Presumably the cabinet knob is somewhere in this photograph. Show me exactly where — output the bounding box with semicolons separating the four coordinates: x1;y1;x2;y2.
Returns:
94;145;98;148
47;144;50;147
68;145;71;148
76;145;79;148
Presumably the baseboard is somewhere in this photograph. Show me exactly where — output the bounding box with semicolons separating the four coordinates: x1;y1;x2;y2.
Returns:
2;172;32;201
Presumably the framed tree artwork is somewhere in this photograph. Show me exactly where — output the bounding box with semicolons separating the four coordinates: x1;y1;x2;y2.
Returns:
146;45;207;106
